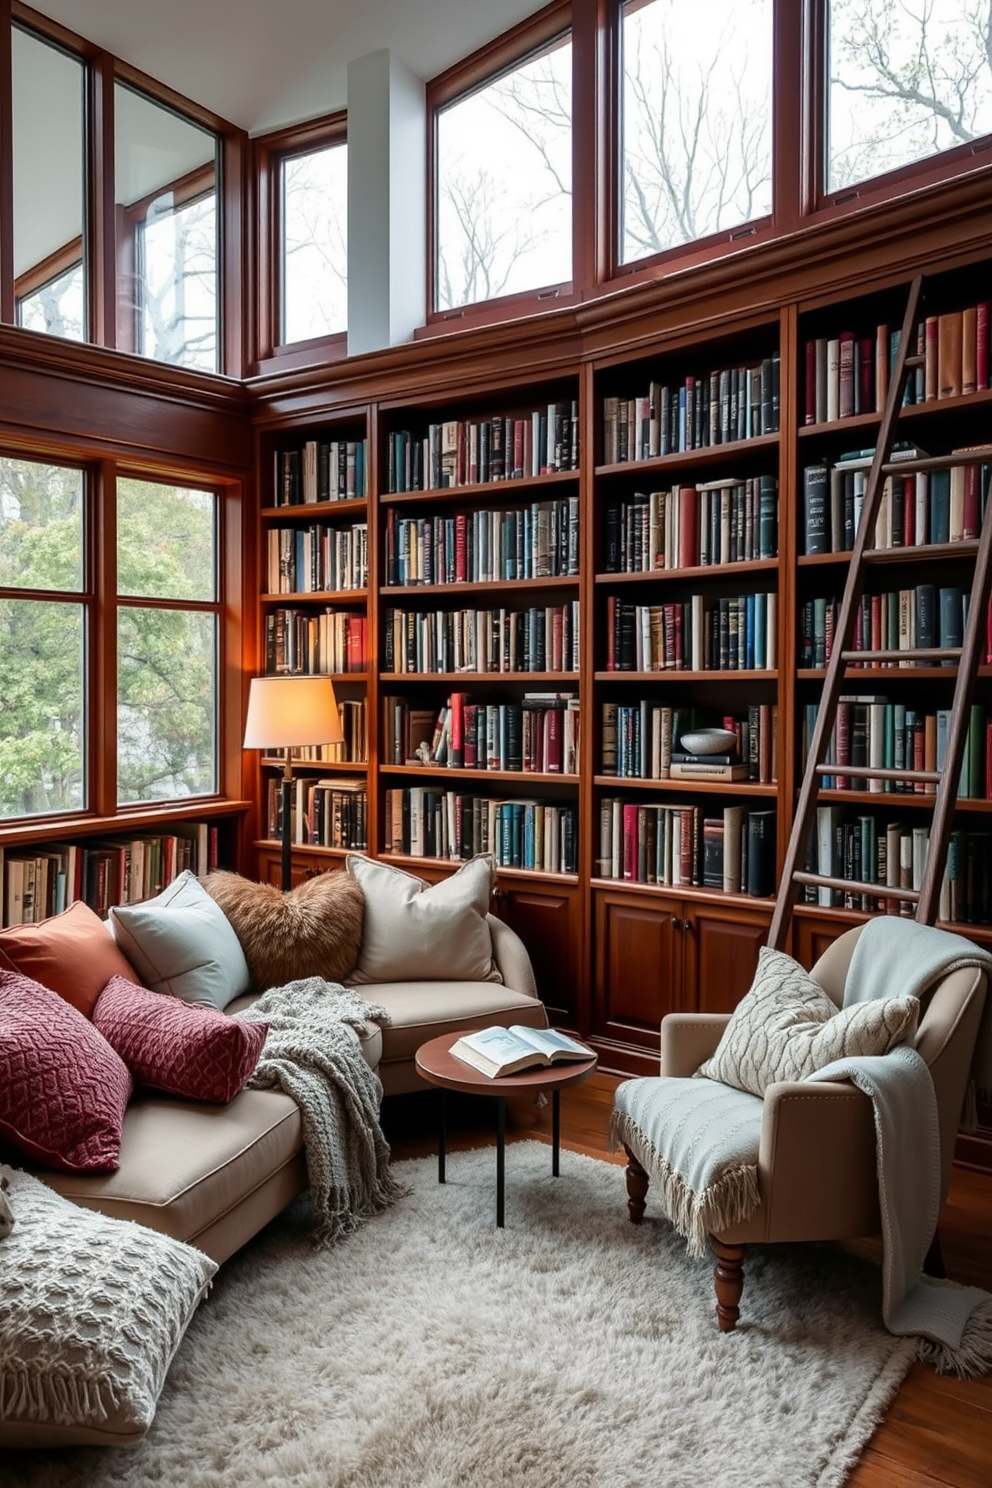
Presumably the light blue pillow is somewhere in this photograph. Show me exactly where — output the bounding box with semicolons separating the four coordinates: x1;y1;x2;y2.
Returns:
108;871;250;1010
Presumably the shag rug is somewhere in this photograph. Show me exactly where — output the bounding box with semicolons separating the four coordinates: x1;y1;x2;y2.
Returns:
6;1142;917;1488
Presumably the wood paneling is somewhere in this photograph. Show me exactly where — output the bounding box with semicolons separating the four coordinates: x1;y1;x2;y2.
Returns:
494;881;582;1027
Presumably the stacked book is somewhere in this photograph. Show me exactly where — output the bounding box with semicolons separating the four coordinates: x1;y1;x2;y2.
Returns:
668;748;749;783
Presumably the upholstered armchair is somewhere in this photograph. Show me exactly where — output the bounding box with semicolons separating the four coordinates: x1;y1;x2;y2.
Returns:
612;923;989;1331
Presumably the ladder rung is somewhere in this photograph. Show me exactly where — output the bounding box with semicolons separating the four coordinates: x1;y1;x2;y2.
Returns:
815;764;940;783
903;353;925;369
881;450;992;476
793;871;920;903
840;647;960;664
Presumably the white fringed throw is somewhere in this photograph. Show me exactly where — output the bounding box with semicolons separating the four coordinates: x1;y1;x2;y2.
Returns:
236;979;403;1243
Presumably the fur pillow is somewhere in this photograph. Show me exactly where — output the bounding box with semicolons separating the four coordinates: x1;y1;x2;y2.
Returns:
200;870;365;991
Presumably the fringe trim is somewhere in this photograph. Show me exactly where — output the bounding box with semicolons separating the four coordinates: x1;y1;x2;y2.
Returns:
916;1296;992;1378
608;1108;760;1258
0;1366;119;1428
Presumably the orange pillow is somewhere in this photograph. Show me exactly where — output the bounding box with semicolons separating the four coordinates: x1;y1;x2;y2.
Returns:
0;901;140;1017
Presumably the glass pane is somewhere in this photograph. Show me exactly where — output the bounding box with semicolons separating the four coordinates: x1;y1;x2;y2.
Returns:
436;35;572;311
282;143;348;342
115;84;218;372
0;457;84;592
828;1;992;192
117;477;216;601
11;27;86;343
0;600;85;819
117;608;217;804
620;0;773;265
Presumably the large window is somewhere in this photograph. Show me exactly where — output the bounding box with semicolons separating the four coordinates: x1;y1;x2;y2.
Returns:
115;85;219;372
435;31;572;313
12;26;86;342
281;141;348;343
0;459;86;819
117;478;219;805
827;0;992;194
620;0;773;266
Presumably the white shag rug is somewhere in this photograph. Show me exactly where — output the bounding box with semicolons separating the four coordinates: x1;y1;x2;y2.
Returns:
5;1142;916;1488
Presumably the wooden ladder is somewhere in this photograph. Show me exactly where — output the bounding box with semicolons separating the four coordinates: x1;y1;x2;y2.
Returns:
769;275;992;950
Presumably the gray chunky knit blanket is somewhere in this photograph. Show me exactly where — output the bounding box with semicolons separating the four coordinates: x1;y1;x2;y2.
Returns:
235;978;403;1243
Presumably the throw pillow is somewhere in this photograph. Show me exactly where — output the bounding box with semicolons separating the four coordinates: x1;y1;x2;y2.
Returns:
345;852;501;984
200;869;365;990
108;870;250;1010
0;900;139;1017
93;975;268;1104
696;946;920;1098
0;970;132;1172
0;1168;216;1448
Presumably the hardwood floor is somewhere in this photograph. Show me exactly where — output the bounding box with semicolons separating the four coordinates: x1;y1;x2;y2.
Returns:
382;1072;992;1488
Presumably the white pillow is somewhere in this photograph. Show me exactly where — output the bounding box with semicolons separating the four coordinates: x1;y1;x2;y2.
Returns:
345;853;501;984
696;945;919;1098
109;870;250;1010
0;1169;216;1448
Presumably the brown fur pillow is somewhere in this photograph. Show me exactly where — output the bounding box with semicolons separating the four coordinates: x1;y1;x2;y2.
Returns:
200;871;365;992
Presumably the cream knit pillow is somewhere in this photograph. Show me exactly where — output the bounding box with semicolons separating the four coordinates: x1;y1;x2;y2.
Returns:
696;946;919;1098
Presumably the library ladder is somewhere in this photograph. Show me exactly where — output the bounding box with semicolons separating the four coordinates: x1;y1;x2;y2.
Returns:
768;274;992;949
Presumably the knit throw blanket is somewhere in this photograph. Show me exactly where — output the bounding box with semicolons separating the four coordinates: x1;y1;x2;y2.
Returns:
235;979;403;1243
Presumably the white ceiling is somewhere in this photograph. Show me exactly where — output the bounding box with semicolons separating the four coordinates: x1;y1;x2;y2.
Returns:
26;0;545;135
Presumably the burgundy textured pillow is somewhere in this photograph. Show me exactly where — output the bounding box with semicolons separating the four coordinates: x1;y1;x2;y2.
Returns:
93;975;268;1104
0;970;132;1173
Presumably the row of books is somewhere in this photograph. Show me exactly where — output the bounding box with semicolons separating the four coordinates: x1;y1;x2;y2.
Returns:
384;498;580;586
265;778;368;851
601;704;777;784
274;439;367;505
265;523;368;595
603;477;778;573
802;448;990;556
382;603;580;676
382;789;578;874
803;700;992;800
916;306;991;402
595;799;776;897
384;693;579;775
1;825;219;928
804;810;991;926
605;592;778;672
601;355;781;463
385;403;579;493
264;610;368;676
799;586;966;669
276;700;368;766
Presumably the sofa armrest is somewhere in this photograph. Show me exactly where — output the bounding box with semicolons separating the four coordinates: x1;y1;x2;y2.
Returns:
754;1079;879;1241
487;914;539;1001
660;1014;731;1076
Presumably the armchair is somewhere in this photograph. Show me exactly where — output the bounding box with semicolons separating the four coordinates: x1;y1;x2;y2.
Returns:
614;924;988;1332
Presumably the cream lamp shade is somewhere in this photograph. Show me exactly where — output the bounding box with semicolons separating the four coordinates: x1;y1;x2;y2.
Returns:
243;675;344;752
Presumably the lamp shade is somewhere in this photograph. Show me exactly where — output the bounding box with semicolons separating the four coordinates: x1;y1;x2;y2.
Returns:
243;675;344;751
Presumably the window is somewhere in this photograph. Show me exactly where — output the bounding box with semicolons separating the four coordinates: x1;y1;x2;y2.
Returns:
435;31;572;312
116;478;219;806
827;0;992;194
12;26;86;343
115;85;219;372
281;141;348;343
0;459;86;820
619;0;773;265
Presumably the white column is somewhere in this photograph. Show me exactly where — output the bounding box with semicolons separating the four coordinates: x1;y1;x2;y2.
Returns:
347;50;426;354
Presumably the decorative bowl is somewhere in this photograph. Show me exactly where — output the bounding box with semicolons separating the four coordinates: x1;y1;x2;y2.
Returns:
679;728;738;755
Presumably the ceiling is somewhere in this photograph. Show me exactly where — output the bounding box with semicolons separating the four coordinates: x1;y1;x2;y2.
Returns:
26;0;546;136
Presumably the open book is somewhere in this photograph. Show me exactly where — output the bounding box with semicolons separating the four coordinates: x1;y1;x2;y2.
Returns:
450;1024;592;1079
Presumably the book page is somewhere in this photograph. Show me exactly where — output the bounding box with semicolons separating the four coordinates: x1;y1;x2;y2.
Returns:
510;1026;588;1057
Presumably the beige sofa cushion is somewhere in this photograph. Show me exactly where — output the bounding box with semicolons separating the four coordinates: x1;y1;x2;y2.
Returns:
365;980;547;1067
346;853;501;984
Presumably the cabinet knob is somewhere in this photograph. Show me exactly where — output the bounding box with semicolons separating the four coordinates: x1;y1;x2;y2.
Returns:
671;915;680;929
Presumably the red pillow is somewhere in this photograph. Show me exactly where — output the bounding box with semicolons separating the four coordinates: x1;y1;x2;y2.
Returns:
0;970;133;1173
93;976;268;1104
0;901;139;1017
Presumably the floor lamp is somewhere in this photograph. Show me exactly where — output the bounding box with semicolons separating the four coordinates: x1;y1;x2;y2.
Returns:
243;675;344;892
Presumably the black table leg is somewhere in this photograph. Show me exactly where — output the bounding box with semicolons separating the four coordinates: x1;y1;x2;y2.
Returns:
552;1087;561;1176
438;1088;446;1184
496;1096;506;1227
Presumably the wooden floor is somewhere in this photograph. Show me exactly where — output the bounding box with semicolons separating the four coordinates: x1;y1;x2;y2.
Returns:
382;1072;992;1488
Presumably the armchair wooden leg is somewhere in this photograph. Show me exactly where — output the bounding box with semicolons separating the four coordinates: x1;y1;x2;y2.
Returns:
711;1239;747;1332
622;1145;649;1224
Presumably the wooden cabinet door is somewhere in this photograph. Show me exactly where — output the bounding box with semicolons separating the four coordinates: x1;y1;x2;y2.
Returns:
592;889;684;1066
686;904;769;1015
493;881;581;1027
